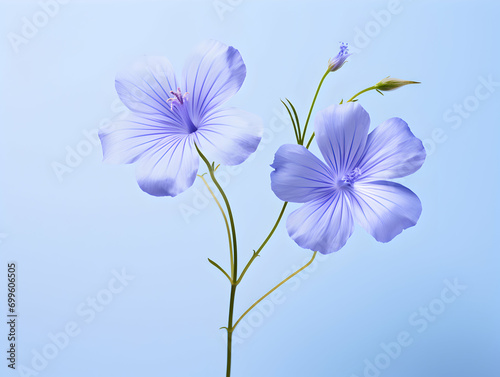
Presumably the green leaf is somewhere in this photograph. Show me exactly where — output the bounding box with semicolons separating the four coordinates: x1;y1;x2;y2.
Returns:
285;98;302;140
281;99;300;143
207;258;232;283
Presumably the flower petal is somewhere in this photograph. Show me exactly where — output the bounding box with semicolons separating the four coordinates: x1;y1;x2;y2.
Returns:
183;40;246;126
314;103;370;177
135;135;199;197
194;107;262;165
286;192;354;254
358;117;426;180
270;144;336;203
99;113;187;164
115;56;182;126
349;180;422;242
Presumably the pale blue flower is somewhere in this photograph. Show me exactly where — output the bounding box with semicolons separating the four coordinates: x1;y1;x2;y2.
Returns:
99;40;263;197
271;103;426;254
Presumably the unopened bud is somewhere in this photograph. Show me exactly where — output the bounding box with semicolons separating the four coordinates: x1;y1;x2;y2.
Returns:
328;42;352;72
374;77;420;91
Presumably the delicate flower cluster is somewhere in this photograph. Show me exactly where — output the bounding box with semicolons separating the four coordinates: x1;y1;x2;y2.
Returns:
98;39;426;376
99;40;424;254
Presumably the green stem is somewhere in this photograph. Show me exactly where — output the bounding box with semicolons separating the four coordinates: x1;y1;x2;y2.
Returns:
305;132;315;149
233;252;317;329
237;202;288;285
198;174;234;279
226;284;236;377
196;146;238;280
301;69;330;144
195;145;238;377
347;86;376;102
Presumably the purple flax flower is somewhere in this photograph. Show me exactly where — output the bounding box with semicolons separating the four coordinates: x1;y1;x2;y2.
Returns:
99;40;262;197
271;103;426;254
328;42;352;72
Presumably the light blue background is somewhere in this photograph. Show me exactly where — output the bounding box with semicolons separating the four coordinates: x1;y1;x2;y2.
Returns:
1;1;499;376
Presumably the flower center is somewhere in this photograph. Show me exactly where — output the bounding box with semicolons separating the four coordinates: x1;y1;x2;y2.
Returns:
167;87;188;109
167;88;197;133
341;167;361;186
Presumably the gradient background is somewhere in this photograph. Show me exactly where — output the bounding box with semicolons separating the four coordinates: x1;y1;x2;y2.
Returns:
1;1;499;376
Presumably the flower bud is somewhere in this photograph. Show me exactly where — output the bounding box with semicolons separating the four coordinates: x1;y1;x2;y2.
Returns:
328;42;352;72
374;77;420;91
